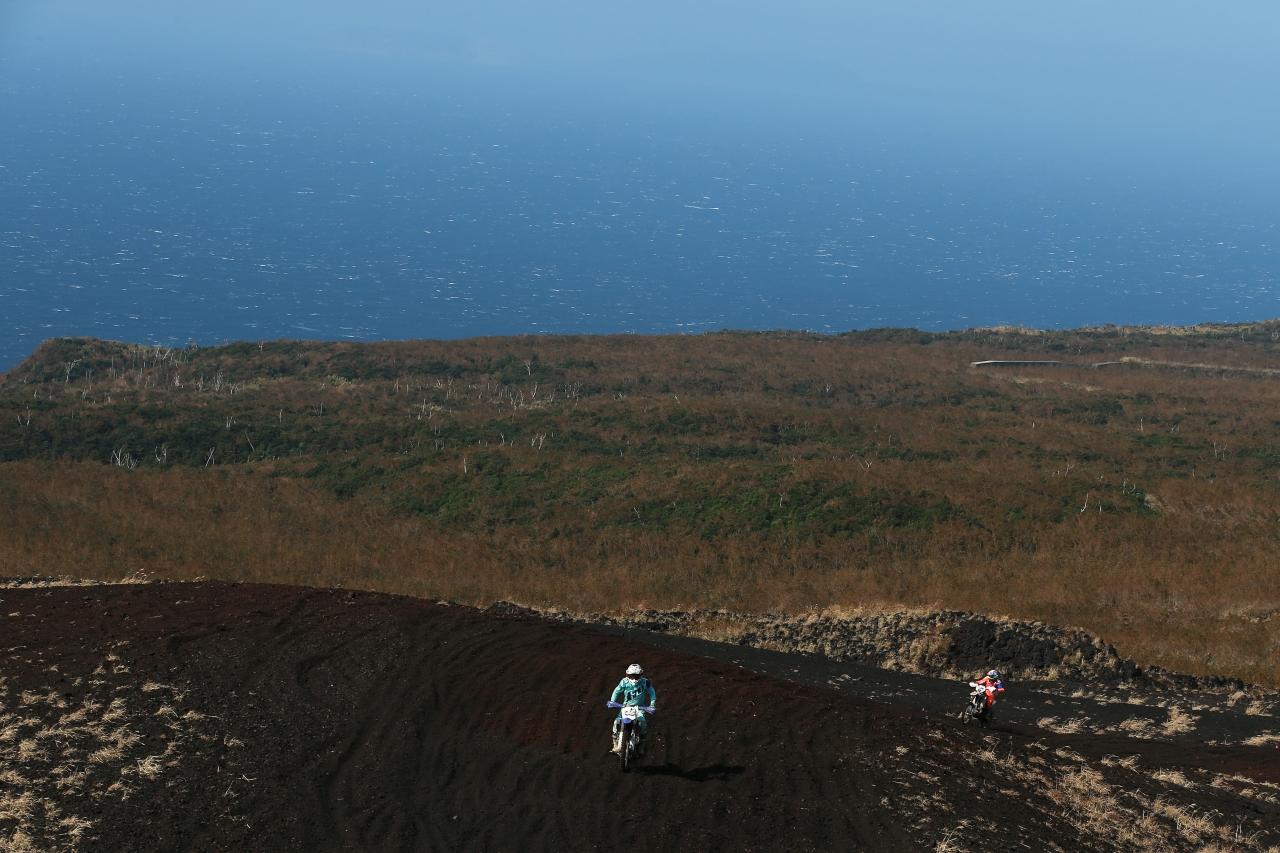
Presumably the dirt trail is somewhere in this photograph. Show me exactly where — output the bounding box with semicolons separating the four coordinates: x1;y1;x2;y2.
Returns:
2;582;1277;851
587;622;1280;764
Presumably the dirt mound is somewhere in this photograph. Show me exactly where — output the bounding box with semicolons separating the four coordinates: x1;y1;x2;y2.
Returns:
535;607;1248;691
3;583;1277;851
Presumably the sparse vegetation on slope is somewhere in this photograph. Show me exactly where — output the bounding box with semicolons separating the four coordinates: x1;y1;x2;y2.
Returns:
2;325;1279;685
0;651;230;851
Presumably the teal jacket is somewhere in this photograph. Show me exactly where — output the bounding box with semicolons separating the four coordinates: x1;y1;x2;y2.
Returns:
610;676;656;708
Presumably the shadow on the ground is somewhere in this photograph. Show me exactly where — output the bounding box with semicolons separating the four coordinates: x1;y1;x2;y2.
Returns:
633;763;745;781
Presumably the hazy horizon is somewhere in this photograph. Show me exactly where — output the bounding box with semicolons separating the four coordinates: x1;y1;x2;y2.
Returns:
3;1;1278;367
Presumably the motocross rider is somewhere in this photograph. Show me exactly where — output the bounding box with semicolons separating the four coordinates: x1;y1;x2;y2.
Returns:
609;664;657;752
974;669;1005;715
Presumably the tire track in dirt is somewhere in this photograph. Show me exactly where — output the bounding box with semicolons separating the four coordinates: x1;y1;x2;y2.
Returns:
5;582;1278;851
297;628;403;848
267;602;921;851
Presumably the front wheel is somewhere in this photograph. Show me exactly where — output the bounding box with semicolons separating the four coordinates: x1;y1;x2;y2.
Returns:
619;726;631;772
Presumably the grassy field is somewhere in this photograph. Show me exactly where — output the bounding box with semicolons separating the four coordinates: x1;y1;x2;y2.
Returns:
2;325;1279;685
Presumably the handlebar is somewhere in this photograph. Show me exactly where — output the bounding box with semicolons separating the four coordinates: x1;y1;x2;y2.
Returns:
606;702;656;713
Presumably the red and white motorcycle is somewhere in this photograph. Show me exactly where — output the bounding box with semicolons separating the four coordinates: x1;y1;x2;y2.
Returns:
960;681;996;727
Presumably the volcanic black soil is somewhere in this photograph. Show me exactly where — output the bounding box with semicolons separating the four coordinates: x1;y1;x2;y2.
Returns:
2;582;1277;851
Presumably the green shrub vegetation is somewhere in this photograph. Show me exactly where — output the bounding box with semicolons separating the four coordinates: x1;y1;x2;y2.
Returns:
3;323;1280;684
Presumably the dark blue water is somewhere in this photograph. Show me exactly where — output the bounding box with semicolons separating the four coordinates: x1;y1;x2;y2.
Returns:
3;69;1278;370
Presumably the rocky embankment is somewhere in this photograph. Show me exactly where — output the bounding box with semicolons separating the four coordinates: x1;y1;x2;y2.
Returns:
507;606;1247;692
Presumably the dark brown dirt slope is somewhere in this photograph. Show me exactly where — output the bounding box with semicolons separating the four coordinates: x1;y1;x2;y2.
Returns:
2;583;1277;851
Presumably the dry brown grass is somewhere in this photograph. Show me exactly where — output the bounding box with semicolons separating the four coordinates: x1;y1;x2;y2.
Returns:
1162;707;1198;736
1036;716;1086;735
2;458;1278;686
0;828;41;853
990;751;1275;851
3;331;1280;686
933;821;973;853
1116;717;1158;738
875;720;1275;850
0;662;222;849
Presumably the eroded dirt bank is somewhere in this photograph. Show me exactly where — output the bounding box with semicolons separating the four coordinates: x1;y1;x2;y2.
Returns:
531;605;1262;692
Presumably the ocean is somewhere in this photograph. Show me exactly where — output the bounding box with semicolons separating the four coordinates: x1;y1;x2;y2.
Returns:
3;69;1277;370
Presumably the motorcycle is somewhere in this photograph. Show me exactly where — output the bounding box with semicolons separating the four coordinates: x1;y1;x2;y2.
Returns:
960;681;994;727
607;701;656;771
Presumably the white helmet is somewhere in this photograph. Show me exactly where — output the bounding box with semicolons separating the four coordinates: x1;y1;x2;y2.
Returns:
987;669;1000;679
625;664;643;677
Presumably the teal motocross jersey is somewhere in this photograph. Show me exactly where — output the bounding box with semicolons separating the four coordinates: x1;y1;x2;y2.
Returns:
610;676;656;707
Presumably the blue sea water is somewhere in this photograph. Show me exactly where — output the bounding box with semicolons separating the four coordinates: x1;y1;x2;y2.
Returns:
2;68;1278;371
